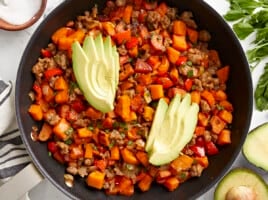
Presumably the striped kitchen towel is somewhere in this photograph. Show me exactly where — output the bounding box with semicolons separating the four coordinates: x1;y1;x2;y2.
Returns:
0;79;31;186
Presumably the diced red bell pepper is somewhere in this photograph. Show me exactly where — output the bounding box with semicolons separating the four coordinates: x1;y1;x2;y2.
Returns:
143;1;158;10
190;145;205;157
71;99;85;113
44;68;63;80
156;77;173;89
176;56;188;66
33;84;42;101
41;49;52;58
184;78;193;91
94;159;108;171
47;141;57;153
205;141;219;155
135;59;152;73
195;136;205;146
125;37;139;49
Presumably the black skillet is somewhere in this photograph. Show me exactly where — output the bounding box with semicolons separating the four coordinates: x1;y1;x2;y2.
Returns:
15;0;253;199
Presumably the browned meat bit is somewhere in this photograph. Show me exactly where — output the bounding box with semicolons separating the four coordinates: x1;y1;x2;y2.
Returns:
190;164;204;177
208;50;221;68
73;118;90;128
115;21;127;33
199;30;211;42
187;48;207;65
43;109;61;126
166;7;177;20
67;164;78;175
160;15;171;30
180;11;197;29
57;141;69;154
54;51;69;70
47;43;57;55
200;71;220;90
32;57;56;79
64;174;74;187
117;45;128;56
200;99;211;113
115;0;126;7
178;65;198;77
193;78;203;91
146;11;161;30
91;5;98;19
131;10;140;24
203;130;212;142
84;158;93;166
78;166;88;177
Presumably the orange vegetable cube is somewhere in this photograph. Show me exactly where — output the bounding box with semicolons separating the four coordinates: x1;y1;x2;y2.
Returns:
115;95;131;122
54;76;68;90
219;100;233;112
216;65;230;84
173;20;187;36
172;35;188;51
38;123;52;141
217;129;231;145
218;110;233;124
138;174;153;192
214;90;227;101
53;118;71;141
187;28;199;43
84;143;93;159
143;106;154;122
166;46;180;64
136;151;149;167
171;154;194;172
210;115;226;134
87;171;105;190
55;90;69;104
194;126;205;136
201;90;215;107
110;146;120;160
194;156;209;168
113;30;131;45
28;104;43;121
101;22;115;36
98;132;110;147
191;91;201;104
198;112;209;127
123;5;133;24
164;177;180;191
149;84;164;100
77;127;92;138
121;148;139;165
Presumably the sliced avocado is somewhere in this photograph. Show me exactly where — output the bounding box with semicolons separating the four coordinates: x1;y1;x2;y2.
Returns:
149;94;199;166
72;34;119;113
214;168;268;200
145;98;169;152
243;122;268;171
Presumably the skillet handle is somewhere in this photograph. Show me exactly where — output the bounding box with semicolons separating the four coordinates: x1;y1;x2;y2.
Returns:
0;163;43;199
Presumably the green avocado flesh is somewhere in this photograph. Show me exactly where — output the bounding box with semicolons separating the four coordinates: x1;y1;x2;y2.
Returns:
146;93;199;166
214;168;268;200
243;122;268;171
72;35;119;113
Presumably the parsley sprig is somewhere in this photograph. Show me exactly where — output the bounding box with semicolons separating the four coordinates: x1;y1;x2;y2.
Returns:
224;0;268;70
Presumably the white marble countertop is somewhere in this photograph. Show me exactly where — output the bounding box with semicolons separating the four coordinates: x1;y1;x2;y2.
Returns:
1;0;268;199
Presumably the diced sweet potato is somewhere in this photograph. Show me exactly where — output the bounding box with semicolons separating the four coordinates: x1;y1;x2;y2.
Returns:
87;171;105;189
138;174;153;192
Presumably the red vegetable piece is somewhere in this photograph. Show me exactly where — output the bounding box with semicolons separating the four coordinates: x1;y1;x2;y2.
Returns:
47;141;57;153
190;145;205;157
33;84;42;101
205;141;219;155
41;49;52;58
135;59;152;73
184;78;193;91
71;99;85;113
126;37;139;49
176;56;188;66
156;77;173;89
44;68;63;80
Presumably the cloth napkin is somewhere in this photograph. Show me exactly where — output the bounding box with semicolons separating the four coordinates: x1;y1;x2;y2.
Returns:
0;79;30;186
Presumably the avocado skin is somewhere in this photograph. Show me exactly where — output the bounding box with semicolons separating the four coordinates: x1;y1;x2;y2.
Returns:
214;168;268;200
242;122;268;171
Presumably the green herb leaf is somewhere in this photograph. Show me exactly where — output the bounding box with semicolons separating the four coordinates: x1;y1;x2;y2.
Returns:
254;63;268;111
224;10;246;21
233;22;254;39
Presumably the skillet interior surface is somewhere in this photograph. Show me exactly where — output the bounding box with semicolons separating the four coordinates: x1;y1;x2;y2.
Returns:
15;0;253;199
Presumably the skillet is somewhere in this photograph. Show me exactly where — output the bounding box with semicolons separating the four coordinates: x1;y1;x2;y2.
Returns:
15;0;253;199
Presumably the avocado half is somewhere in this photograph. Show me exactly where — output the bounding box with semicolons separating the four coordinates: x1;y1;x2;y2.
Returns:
214;168;268;200
72;34;119;113
243;122;268;171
